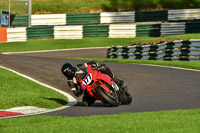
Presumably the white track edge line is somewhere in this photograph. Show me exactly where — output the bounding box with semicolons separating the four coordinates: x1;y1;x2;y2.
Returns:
0;65;77;119
2;47;108;55
134;63;200;72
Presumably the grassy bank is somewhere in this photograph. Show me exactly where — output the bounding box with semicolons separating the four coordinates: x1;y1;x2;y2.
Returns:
0;38;134;53
1;0;200;15
1;109;199;133
0;67;68;109
1;33;200;53
0;0;109;14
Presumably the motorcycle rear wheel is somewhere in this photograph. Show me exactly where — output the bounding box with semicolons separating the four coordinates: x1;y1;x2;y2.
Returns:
96;86;119;107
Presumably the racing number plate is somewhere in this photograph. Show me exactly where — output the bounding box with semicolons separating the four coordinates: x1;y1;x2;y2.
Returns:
83;73;92;85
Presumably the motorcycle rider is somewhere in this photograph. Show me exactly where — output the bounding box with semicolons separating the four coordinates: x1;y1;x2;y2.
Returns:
61;61;131;106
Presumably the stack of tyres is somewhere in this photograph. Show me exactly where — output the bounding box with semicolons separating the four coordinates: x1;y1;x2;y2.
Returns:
116;46;129;59
164;42;175;60
107;46;118;59
189;39;200;61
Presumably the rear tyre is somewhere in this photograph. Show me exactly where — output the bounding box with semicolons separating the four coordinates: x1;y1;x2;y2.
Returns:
96;86;119;107
121;91;132;105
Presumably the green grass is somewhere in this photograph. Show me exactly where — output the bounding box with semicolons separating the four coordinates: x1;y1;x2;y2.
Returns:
0;109;200;133
0;67;68;109
70;57;200;71
0;38;135;53
1;0;200;15
0;0;109;15
1;33;200;53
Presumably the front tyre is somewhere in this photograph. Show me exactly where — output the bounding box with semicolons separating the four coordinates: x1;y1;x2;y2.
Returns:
96;86;119;107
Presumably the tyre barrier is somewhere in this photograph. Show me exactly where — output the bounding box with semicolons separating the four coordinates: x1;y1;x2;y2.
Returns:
107;39;200;61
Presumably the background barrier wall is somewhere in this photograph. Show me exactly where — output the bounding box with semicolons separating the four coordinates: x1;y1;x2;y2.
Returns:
135;11;168;22
100;12;135;24
109;24;136;38
2;8;200;27
11;16;28;27
54;25;83;39
31;14;66;26
168;9;200;21
185;21;200;34
161;22;186;36
7;27;27;42
27;26;54;39
83;25;109;38
107;40;200;61
136;24;161;37
1;21;200;43
67;13;100;25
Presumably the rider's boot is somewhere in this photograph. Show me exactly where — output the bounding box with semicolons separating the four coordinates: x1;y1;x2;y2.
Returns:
113;77;124;88
82;91;95;106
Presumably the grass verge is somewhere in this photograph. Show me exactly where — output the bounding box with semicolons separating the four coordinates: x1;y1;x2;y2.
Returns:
0;67;68;109
69;57;200;71
1;33;200;53
0;109;200;133
0;38;134;53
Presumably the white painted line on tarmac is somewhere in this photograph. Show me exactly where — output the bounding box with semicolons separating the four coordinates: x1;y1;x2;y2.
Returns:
2;47;108;55
134;63;200;72
0;65;77;119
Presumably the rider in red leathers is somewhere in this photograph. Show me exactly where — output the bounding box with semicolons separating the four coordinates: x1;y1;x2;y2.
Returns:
61;61;130;106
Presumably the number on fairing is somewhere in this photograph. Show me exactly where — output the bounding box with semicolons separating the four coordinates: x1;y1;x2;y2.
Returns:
83;73;92;85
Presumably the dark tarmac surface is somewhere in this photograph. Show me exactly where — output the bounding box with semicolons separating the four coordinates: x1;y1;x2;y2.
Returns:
0;48;200;117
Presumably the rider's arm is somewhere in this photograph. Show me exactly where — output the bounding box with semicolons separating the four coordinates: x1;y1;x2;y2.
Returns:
67;79;82;97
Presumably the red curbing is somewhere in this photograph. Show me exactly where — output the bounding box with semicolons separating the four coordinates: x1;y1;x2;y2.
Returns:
0;111;24;118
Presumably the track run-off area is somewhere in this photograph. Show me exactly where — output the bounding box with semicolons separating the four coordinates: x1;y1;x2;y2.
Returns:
0;47;200;117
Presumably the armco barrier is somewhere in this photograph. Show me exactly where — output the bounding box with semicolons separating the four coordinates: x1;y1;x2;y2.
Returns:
1;8;200;27
67;13;100;25
7;27;27;42
168;9;200;21
11;16;28;27
136;24;161;37
27;26;54;39
54;25;83;39
107;39;200;61
100;11;135;24
83;25;109;38
1;22;200;43
135;11;168;22
31;14;66;26
161;22;185;36
185;21;200;34
109;24;136;38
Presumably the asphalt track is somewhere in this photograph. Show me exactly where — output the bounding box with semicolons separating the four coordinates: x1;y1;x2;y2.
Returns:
0;48;200;117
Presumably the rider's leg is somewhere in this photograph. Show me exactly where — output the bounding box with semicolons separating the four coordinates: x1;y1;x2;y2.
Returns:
82;91;96;106
99;64;124;87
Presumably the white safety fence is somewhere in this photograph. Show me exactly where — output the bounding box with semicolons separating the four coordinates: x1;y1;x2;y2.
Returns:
161;22;186;36
31;14;66;26
168;9;200;21
109;24;136;38
100;11;135;24
7;27;27;42
54;25;83;39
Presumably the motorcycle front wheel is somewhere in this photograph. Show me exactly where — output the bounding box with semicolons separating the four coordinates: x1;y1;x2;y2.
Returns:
96;86;119;107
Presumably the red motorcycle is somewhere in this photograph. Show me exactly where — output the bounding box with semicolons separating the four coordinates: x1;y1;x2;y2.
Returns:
78;65;132;107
